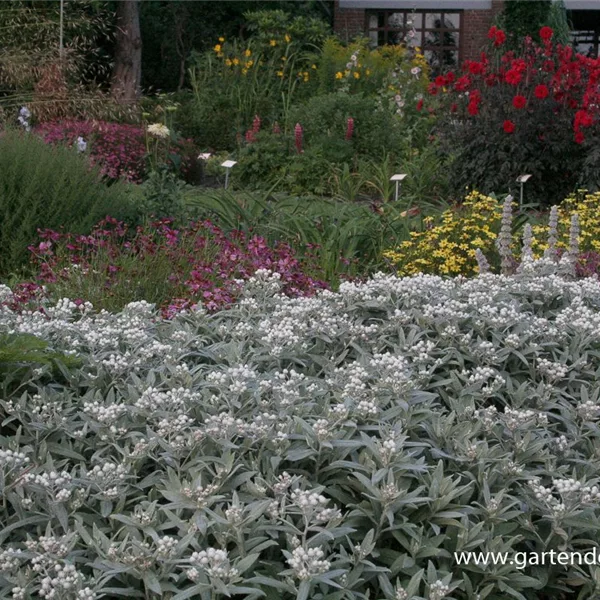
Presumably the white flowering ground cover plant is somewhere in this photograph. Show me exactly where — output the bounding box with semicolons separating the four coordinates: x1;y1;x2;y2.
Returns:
1;260;600;600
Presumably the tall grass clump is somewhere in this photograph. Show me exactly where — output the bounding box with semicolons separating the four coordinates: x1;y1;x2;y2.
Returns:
0;130;138;277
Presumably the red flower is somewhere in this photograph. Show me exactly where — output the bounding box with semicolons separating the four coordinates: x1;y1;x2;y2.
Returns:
454;75;471;92
345;117;354;141
445;71;455;84
540;26;554;42
468;101;479;116
416;98;424;111
294;123;303;153
534;84;549;99
575;109;593;128
488;26;498;40
435;75;446;86
575;131;585;144
505;69;522;85
543;59;555;72
512;95;527;109
503;120;516;133
494;30;507;47
428;82;438;95
468;61;485;75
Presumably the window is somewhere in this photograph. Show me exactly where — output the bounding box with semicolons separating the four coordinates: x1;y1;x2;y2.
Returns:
569;10;600;57
366;10;462;73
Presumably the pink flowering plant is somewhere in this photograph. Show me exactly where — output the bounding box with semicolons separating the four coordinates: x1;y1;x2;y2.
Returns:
36;120;196;183
25;217;328;316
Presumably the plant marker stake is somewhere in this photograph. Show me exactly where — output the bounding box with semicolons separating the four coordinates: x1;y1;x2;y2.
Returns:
221;160;237;190
516;174;531;209
390;173;407;202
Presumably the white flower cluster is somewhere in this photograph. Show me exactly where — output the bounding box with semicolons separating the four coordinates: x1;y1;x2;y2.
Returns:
147;123;170;138
577;399;600;421
0;548;24;572
135;386;198;412
529;477;600;513
537;358;569;381
503;407;547;431
287;546;331;580
155;536;178;558
82;400;127;424
24;470;74;502
429;579;450;600
290;489;340;523
0;449;29;470
86;463;129;498
472;406;498;431
39;563;89;598
190;548;238;581
464;367;505;396
370;353;413;394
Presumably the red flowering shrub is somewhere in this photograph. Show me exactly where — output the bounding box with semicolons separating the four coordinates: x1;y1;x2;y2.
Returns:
425;26;600;203
36;121;147;182
24;217;328;316
35;120;197;183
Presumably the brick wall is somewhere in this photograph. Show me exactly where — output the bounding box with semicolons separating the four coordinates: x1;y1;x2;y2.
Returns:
333;0;505;62
462;0;504;61
333;0;365;43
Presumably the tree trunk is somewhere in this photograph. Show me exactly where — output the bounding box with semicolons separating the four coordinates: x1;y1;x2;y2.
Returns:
110;0;142;104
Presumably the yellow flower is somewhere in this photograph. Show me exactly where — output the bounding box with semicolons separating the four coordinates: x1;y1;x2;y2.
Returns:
245;60;254;68
214;44;222;53
242;68;248;75
353;71;360;79
244;49;252;57
270;39;277;47
285;34;291;43
281;56;287;61
232;57;240;65
311;64;317;70
218;37;225;42
366;69;371;76
276;70;284;77
335;71;343;80
225;59;232;67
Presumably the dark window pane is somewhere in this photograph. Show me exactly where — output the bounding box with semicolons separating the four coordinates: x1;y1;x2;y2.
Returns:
440;13;460;29
388;12;404;28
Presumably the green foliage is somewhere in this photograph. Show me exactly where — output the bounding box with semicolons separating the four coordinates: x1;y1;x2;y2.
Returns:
0;130;139;277
140;1;332;91
0;333;80;371
186;38;309;149
186;189;414;284
138;167;188;220
545;0;571;46
3;268;600;598
501;0;551;44
290;93;403;159
244;8;330;51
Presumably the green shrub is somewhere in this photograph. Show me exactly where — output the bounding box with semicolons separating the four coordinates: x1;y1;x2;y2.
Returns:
3;265;600;598
0;130;139;277
290;92;404;160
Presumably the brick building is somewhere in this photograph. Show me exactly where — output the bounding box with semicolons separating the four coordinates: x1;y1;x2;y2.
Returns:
333;0;600;72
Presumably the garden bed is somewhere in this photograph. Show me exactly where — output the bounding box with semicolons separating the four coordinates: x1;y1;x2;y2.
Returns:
1;263;599;599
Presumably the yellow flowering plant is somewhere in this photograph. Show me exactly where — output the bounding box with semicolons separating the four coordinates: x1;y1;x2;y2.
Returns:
530;190;600;256
384;190;600;277
316;38;429;102
383;192;504;276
